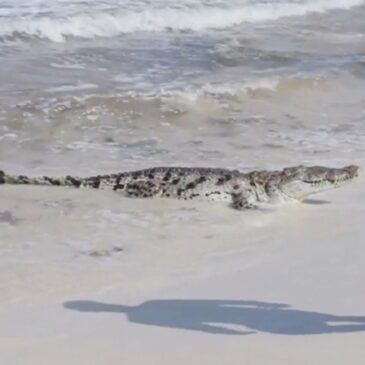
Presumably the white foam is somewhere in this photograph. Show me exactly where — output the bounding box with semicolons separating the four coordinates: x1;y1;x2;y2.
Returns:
50;62;85;70
0;0;362;42
46;84;98;93
161;78;280;103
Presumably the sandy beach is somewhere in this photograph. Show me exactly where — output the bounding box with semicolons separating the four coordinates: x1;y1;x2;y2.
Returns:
1;175;365;364
1;0;365;363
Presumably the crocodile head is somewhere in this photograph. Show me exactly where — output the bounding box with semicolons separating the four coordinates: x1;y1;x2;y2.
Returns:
270;165;359;202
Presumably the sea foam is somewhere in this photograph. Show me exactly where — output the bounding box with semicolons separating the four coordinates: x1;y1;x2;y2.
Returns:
0;0;362;42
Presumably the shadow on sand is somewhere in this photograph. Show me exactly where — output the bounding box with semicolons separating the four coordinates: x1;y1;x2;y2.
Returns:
63;299;365;335
303;198;331;205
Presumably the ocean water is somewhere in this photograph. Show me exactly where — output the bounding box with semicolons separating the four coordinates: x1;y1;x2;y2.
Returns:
0;0;364;176
0;1;365;267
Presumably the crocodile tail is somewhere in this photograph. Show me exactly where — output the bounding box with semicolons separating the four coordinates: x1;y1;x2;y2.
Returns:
0;171;82;188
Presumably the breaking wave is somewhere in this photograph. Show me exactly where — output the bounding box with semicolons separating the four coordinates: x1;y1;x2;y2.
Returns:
13;74;332;119
0;0;363;42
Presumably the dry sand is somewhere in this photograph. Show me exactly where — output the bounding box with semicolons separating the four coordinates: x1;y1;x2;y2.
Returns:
1;170;364;364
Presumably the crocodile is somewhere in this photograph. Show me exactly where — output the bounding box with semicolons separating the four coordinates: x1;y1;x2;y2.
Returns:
0;165;359;210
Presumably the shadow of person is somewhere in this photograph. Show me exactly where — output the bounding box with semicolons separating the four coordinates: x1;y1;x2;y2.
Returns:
63;299;365;336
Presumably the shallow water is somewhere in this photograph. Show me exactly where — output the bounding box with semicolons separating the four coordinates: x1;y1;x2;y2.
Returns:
1;0;365;173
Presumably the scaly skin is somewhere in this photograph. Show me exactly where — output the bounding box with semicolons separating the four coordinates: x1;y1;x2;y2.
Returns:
0;165;359;210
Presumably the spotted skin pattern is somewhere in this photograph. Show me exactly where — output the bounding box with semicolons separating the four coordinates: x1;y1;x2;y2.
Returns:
0;165;359;210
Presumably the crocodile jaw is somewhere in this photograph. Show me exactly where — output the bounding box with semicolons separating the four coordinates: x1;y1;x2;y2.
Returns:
277;165;359;202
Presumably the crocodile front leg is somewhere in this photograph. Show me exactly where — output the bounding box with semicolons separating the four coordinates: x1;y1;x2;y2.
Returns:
231;190;258;210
